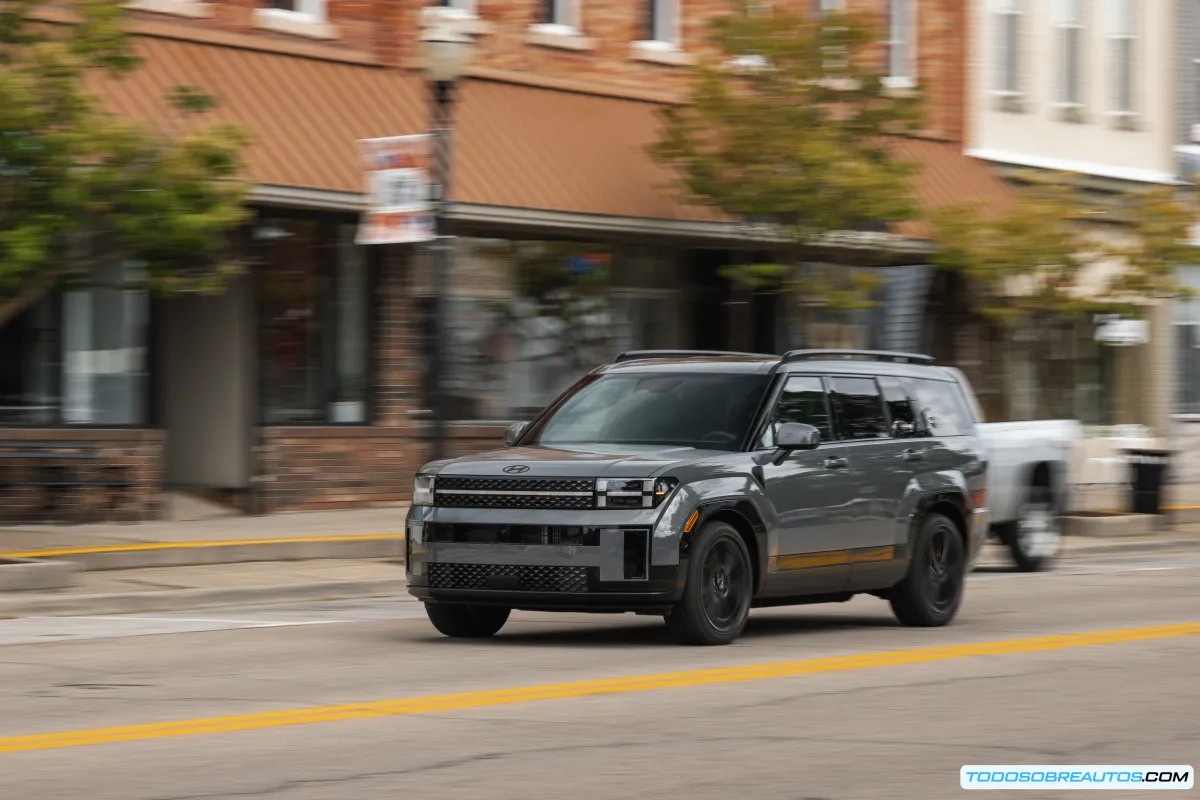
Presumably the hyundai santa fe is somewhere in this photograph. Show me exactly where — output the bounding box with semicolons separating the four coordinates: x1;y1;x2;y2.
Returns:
405;349;989;645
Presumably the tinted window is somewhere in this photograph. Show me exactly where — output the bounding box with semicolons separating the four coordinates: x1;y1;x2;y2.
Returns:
758;375;833;448
830;377;889;440
527;372;771;451
912;378;975;437
877;376;922;438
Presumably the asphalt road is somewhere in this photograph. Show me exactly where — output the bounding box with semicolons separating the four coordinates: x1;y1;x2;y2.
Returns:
0;551;1198;800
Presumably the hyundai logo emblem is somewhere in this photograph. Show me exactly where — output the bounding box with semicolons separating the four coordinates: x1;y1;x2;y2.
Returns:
503;464;530;474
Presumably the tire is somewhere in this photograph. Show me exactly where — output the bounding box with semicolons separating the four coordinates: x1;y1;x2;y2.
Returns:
889;512;967;627
424;603;511;638
665;521;753;646
1002;484;1062;573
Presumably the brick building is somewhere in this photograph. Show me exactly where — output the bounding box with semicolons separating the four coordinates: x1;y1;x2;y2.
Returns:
0;0;1012;520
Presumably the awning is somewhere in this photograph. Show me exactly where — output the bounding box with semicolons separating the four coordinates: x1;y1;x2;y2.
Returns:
92;34;1014;233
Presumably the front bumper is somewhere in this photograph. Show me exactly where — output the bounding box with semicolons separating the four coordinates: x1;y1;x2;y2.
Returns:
405;505;686;612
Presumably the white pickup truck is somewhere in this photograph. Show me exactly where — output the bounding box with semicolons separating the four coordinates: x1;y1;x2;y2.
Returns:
976;420;1083;571
945;369;1083;571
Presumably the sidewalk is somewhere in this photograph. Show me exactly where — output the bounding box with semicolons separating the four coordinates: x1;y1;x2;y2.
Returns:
0;505;409;555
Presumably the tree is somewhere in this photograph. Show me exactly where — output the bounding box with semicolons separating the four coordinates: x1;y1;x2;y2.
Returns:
0;0;251;327
648;6;924;343
929;171;1198;418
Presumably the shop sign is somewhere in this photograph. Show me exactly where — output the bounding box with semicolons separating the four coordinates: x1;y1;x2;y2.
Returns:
1094;316;1149;347
356;134;435;245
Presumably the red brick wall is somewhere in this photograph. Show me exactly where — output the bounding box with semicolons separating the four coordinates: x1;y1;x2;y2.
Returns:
0;429;165;523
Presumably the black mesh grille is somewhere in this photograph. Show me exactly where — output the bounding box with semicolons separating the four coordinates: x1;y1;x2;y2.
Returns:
434;476;595;509
428;563;589;593
436;477;593;493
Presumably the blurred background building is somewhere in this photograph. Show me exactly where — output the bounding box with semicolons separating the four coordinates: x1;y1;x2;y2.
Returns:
0;0;1196;517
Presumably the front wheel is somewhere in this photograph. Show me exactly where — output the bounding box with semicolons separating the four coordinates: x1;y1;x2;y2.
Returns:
424;603;511;638
665;521;753;646
889;512;966;627
1002;485;1062;573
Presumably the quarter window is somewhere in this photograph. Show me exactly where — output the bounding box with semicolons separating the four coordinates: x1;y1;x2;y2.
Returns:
829;377;889;440
912;378;975;437
758;375;833;449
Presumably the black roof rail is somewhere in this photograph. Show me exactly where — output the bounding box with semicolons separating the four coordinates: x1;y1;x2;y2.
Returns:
779;349;935;365
612;349;778;364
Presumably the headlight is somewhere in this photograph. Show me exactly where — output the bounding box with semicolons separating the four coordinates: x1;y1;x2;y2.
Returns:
413;474;435;506
596;477;678;509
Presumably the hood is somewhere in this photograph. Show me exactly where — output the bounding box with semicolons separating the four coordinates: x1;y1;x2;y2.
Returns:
425;443;727;480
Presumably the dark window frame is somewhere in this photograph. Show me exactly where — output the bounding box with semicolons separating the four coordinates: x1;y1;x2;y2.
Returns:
254;209;379;428
0;279;158;430
827;375;891;442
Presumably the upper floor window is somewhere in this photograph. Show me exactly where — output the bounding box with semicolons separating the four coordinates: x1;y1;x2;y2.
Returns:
540;0;580;31
817;0;846;11
885;0;917;89
642;0;680;46
1056;0;1085;107
436;0;476;11
255;0;334;38
992;0;1023;96
1109;0;1137;117
264;0;326;21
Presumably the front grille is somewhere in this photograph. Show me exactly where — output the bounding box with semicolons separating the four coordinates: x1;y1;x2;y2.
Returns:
428;563;589;593
434;476;596;510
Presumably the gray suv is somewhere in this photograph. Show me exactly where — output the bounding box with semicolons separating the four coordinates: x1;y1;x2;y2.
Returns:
406;349;989;645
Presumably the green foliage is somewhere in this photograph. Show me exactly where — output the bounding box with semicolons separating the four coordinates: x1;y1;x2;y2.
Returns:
929;171;1197;329
649;7;923;314
0;0;251;324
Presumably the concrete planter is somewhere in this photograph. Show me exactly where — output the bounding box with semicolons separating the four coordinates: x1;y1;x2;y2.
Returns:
0;558;77;592
1061;513;1159;538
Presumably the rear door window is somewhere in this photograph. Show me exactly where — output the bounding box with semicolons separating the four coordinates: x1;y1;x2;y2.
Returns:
828;377;889;440
912;378;975;437
877;376;922;438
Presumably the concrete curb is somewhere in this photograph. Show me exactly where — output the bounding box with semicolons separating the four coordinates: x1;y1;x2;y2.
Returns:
1063;537;1200;557
0;558;78;592
0;535;405;571
0;578;405;618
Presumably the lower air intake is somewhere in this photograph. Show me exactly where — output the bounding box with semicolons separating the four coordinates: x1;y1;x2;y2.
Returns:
428;563;589;593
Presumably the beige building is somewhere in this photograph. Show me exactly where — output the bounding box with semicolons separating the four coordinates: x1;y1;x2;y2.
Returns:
966;0;1179;438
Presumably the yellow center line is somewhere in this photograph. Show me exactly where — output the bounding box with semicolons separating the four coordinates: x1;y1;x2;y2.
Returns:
1;621;1198;754
1;533;406;559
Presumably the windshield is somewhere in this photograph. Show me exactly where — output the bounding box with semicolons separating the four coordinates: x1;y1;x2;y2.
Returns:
524;372;771;451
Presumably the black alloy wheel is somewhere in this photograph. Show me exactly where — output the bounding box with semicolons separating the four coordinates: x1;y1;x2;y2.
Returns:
889;512;966;627
666;521;753;645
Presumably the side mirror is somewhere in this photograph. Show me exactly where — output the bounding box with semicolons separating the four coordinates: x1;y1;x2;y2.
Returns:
504;421;528;447
776;422;820;453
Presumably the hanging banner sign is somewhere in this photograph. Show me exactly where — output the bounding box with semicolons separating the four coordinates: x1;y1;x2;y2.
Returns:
356;134;436;245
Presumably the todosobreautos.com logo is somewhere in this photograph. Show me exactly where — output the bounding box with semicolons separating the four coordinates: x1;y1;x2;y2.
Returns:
961;766;1194;790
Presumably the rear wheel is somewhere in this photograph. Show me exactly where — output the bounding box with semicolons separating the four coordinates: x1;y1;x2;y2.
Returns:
665;521;752;645
889;512;966;627
1002;484;1062;572
424;603;511;638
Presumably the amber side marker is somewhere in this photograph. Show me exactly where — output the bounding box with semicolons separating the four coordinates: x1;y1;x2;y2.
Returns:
683;510;700;533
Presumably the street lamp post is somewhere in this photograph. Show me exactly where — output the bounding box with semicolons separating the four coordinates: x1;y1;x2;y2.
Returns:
419;14;475;463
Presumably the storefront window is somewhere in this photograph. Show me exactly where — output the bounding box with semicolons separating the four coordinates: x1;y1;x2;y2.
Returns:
415;238;686;421
1175;266;1200;415
0;263;149;426
259;218;372;424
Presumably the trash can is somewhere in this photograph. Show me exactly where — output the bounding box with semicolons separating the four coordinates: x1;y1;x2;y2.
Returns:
1124;449;1171;516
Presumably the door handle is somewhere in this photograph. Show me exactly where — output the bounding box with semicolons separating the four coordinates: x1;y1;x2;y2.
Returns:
901;449;925;462
823;456;848;470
